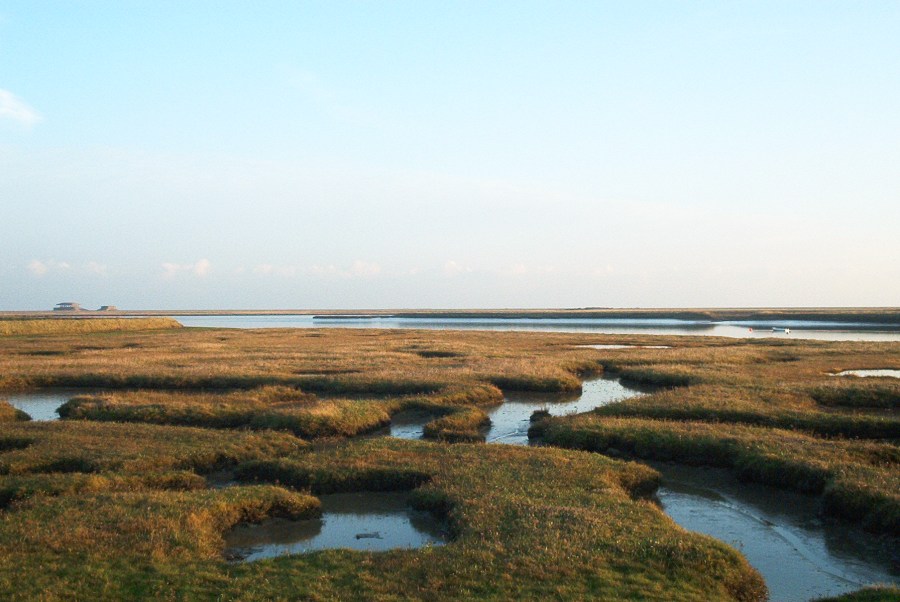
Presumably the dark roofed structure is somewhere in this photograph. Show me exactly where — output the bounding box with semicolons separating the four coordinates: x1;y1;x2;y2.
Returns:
53;302;82;311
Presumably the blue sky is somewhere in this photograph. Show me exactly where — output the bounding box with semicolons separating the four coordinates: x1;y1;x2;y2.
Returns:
2;1;898;310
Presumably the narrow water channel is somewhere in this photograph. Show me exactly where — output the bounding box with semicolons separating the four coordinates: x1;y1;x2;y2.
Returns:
485;377;645;444
655;464;897;602
224;492;446;561
382;376;898;600
830;369;900;378
385;376;644;442
3;390;87;421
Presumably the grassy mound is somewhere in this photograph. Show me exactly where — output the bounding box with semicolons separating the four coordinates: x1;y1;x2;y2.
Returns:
0;401;29;422
535;416;900;534
589;384;899;439
0;318;181;337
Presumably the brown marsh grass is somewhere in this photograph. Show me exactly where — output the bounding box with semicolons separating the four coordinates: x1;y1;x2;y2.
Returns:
1;324;897;599
0;317;181;337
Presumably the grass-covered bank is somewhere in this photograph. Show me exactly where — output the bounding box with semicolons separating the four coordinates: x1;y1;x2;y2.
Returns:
534;416;899;534
0;425;766;601
0;327;603;393
56;383;504;440
0;317;181;337
0;401;29;422
526;335;899;536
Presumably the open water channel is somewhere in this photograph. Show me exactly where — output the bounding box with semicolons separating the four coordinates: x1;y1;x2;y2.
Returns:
3;389;89;421
172;315;900;342
384;377;898;601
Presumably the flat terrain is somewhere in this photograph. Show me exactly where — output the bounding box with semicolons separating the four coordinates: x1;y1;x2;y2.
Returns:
3;307;900;326
1;319;898;600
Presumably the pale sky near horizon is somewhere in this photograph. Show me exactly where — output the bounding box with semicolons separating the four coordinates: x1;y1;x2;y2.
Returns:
2;1;898;310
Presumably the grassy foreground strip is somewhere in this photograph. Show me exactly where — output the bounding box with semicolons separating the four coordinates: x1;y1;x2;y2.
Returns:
0;318;181;337
0;425;766;601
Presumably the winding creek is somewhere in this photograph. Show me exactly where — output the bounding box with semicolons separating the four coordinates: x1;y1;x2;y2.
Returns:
657;464;897;602
386;377;898;600
9;383;896;597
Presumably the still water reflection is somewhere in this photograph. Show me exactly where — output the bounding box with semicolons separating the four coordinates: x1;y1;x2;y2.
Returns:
656;464;898;602
3;390;88;421
172;315;900;342
224;492;446;561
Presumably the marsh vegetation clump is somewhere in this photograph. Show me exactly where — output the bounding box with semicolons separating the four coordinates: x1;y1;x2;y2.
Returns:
0;317;181;337
0;401;30;422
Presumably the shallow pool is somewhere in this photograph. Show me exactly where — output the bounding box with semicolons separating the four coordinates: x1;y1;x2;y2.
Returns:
2;389;89;421
224;492;447;561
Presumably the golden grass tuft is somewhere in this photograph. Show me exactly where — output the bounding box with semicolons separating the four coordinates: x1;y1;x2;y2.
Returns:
0;318;182;337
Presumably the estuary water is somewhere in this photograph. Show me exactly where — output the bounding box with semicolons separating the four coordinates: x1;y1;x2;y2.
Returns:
171;315;900;342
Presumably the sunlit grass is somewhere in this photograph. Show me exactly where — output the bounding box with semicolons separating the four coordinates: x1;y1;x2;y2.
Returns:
0;325;896;599
0;318;181;337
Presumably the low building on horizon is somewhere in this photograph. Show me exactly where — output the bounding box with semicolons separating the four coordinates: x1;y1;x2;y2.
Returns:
53;302;82;311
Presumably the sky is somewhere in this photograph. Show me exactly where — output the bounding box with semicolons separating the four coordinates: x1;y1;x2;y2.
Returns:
1;1;898;310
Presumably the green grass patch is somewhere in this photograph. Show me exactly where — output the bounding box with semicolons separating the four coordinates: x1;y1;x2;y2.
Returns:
0;421;305;477
0;318;181;336
809;380;900;410
590;385;900;439
536;415;900;534
422;407;491;442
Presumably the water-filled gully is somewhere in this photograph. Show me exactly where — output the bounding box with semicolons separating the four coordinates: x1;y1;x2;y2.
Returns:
379;376;897;600
220;375;897;597
224;492;447;562
830;369;900;378
3;390;94;421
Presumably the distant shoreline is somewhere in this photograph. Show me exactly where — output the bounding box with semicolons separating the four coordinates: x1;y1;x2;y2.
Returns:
2;307;900;327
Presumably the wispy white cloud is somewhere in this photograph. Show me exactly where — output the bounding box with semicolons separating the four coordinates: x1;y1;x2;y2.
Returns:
348;260;381;277
443;260;472;276
27;259;48;276
250;260;383;279
253;263;297;277
84;261;108;276
161;259;211;278
0;89;42;127
27;259;70;276
194;258;211;276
